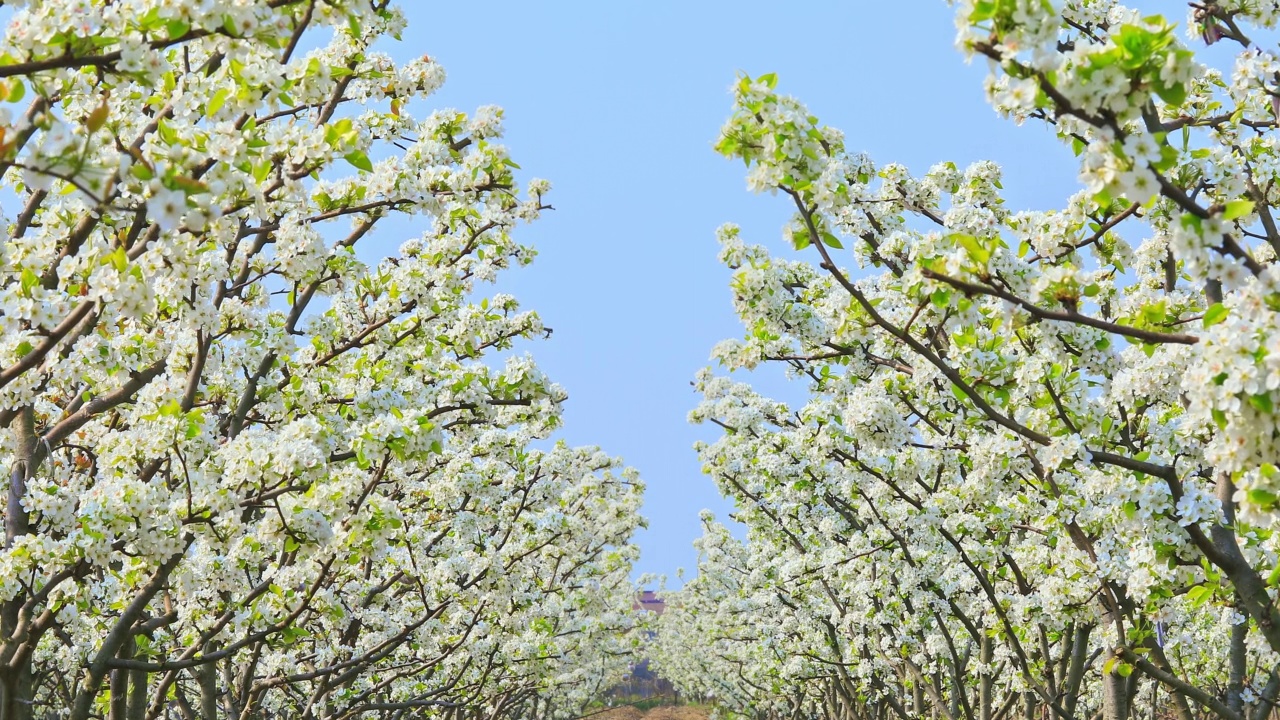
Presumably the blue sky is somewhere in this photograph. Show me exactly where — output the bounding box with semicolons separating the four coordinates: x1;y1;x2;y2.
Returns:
391;2;1084;582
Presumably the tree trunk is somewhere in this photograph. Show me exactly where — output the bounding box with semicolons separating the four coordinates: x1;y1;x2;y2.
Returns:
110;636;135;720
1;407;35;720
197;659;218;720
1102;679;1127;720
1142;641;1193;720
126;659;148;720
1123;670;1140;720
979;637;993;720
4;406;32;548
1252;669;1280;720
68;552;185;720
1228;611;1248;715
1100;610;1128;720
1063;625;1091;719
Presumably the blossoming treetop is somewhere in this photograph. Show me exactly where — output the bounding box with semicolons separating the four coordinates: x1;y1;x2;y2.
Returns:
0;1;644;719
657;2;1280;720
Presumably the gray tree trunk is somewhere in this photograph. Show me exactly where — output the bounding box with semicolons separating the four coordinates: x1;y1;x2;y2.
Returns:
1229;608;1248;714
979;637;993;720
1100;608;1128;720
196;660;218;720
2;407;35;720
109;637;135;720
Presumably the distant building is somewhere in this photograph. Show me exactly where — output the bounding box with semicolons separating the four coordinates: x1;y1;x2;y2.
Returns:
608;591;674;701
633;590;665;615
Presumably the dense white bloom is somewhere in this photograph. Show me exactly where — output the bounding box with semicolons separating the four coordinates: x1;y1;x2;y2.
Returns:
659;4;1280;719
0;2;644;718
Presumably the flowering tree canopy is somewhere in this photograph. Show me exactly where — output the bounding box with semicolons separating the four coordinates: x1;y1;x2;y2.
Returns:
656;2;1280;720
0;1;644;719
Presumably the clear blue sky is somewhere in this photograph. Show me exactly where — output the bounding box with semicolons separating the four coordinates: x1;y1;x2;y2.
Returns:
389;2;1083;582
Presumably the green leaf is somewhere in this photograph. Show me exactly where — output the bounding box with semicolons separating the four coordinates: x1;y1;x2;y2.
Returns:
166;19;190;39
970;0;997;22
789;227;810;251
207;88;230;115
19;268;38;294
1186;584;1213;606
1202;303;1228;328
1247;488;1278;506
1250;393;1274;414
1154;81;1187;106
1223;199;1255;221
156;118;178;145
1268;563;1280;588
954;233;991;265
325;117;353;147
343;149;372;172
821;232;843;249
108;247;128;272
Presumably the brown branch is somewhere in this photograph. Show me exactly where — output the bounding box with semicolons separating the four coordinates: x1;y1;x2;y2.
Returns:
922;269;1199;345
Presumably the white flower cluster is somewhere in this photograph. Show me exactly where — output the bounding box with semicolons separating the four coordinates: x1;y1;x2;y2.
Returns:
659;3;1280;718
0;2;645;718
